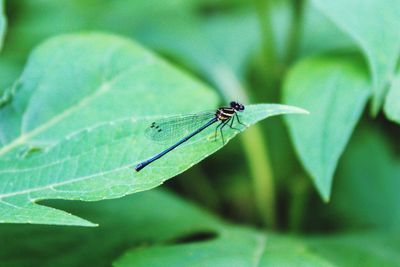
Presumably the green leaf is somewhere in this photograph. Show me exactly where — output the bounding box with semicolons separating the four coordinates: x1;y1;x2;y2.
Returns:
0;0;5;52
1;188;398;267
0;33;218;154
283;55;371;200
330;127;400;229
311;0;400;114
304;231;400;267
0;190;221;267
0;103;306;226
0;32;217;226
384;70;400;123
0;33;307;225
115;227;400;267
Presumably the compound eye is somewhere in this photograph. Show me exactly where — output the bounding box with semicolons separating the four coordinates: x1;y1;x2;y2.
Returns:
239;105;245;111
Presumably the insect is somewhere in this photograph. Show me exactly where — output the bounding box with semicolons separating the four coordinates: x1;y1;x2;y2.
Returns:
135;101;246;172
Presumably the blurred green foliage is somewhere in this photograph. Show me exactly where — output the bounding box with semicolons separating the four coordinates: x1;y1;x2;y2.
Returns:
0;0;399;265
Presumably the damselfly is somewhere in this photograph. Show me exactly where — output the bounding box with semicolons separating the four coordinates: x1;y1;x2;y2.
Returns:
135;101;246;172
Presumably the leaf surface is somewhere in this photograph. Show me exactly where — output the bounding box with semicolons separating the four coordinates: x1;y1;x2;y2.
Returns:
330;127;400;229
115;227;400;267
1;188;398;267
0;33;307;225
0;103;306;225
283;55;370;200
311;0;400;113
0;190;221;267
0;33;218;154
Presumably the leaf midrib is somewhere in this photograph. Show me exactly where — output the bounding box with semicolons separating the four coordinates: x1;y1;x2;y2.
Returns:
0;163;131;200
252;233;267;267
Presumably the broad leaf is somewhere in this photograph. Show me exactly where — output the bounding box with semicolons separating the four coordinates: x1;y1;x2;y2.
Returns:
115;227;400;267
0;190;221;267
384;70;400;124
0;33;307;225
330;127;400;229
283;55;371;200
311;0;400;114
304;231;400;267
0;33;218;155
0;103;307;226
1;186;398;266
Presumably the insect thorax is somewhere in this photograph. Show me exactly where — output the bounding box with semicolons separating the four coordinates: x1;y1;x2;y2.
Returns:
216;107;235;121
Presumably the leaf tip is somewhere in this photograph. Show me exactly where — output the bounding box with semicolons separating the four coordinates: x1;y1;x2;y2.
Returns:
317;182;332;203
322;194;331;203
288;106;310;115
299;108;310;115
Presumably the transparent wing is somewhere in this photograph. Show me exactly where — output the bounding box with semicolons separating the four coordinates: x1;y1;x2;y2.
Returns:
145;111;215;142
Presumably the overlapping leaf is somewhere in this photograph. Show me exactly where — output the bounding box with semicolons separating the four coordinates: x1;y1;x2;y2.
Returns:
331;127;400;229
111;193;400;267
311;0;400;114
0;190;221;267
116;230;400;267
2;189;398;266
284;55;371;200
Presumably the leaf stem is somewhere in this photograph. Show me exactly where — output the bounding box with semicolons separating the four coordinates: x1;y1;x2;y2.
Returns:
212;65;277;229
242;127;276;229
284;0;304;66
288;175;310;232
252;0;278;87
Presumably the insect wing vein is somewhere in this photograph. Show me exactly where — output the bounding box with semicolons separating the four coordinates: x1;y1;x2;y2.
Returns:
145;112;215;142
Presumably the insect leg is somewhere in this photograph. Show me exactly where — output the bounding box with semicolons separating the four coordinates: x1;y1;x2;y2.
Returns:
214;121;223;141
235;113;247;127
229;115;235;127
228;115;241;131
219;119;230;144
